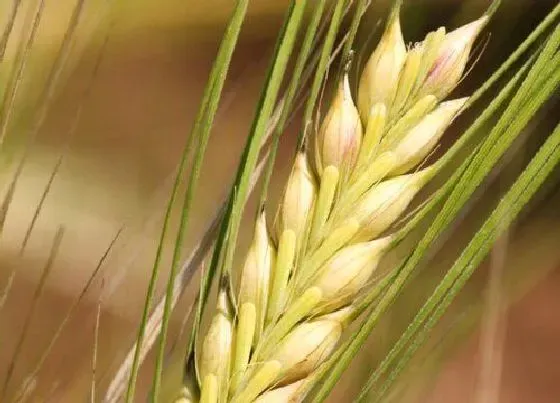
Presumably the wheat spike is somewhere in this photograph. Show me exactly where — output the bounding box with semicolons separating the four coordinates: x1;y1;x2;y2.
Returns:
194;8;486;402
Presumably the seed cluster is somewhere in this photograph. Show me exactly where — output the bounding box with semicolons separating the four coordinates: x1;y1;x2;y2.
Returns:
188;9;486;403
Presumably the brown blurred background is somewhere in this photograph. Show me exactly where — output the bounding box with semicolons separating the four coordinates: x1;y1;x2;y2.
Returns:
0;0;558;402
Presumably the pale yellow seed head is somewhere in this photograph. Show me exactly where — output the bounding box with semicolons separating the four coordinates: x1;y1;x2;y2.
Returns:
277;153;317;247
389;97;468;175
271;319;342;385
253;380;306;403
238;211;275;344
311;237;392;310
351;168;433;241
420;16;487;99
358;13;407;123
315;73;362;177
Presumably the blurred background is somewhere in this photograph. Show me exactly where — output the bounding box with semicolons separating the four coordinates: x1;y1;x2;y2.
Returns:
0;0;558;401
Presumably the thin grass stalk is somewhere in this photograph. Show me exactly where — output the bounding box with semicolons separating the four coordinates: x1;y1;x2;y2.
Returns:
0;1;112;316
339;0;372;66
1;0;87;152
123;1;249;401
0;0;23;61
0;227;64;400
397;187;560;403
0;0;87;312
0;0;45;150
0;0;88;233
20;18;111;254
91;284;103;403
104;39;303;394
309;8;560;400
370;120;560;402
10;228;121;403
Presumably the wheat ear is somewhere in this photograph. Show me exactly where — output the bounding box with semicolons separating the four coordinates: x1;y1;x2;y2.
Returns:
188;7;487;403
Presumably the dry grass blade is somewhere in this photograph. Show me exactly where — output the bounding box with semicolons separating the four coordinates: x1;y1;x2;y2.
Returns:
0;226;64;401
0;0;88;242
0;0;86;177
91;281;103;403
19;155;64;253
11;228;122;403
0;1;110;312
0;0;24;62
0;0;46;151
19;17;111;253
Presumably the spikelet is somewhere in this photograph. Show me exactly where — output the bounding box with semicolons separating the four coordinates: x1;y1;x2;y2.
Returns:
347;168;433;242
307;237;392;312
271;317;342;385
185;9;488;403
315;73;362;178
237;211;275;345
418;16;487;100
232;309;352;402
358;10;407;123
199;288;233;403
387;97;468;174
276;153;317;253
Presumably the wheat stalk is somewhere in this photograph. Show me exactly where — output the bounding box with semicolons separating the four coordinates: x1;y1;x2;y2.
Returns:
177;5;489;403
